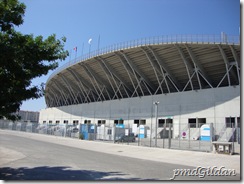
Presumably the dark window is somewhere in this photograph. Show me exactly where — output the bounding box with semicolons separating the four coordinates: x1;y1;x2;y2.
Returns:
134;120;139;127
225;117;235;128
114;120;124;125
188;118;206;128
198;118;206;127
98;120;106;126
84;120;91;124
134;119;146;127
158;119;165;128
165;118;173;127
118;120;123;124
188;118;196;128
140;120;146;125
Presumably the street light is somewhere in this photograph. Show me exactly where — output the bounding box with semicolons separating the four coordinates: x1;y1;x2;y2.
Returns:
153;101;159;147
88;38;92;58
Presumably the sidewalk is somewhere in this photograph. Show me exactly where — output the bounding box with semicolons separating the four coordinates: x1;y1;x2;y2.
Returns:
0;129;240;174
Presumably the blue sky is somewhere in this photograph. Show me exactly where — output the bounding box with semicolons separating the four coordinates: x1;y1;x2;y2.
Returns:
18;0;241;111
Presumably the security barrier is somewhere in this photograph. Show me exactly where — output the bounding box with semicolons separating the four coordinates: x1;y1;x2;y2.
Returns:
0;119;239;154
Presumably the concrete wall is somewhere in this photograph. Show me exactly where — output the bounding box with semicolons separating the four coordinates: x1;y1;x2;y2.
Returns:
40;86;240;138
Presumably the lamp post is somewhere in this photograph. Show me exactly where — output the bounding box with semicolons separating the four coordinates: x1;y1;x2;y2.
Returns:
88;38;92;58
153;101;159;147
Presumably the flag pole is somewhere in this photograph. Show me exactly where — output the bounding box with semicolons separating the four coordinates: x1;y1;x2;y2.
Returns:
88;38;92;58
97;35;100;55
89;44;91;58
81;42;84;57
75;47;77;62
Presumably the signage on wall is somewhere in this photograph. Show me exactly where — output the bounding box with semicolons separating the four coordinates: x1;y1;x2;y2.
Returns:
200;124;211;141
182;131;187;138
116;124;124;128
139;125;145;138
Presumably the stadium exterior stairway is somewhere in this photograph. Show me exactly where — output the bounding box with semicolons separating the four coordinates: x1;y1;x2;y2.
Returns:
217;128;236;142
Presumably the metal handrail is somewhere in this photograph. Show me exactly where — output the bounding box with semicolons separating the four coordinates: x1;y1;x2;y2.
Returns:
47;34;240;84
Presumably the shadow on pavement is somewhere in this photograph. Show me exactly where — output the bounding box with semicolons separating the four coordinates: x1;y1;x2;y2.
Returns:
0;166;158;180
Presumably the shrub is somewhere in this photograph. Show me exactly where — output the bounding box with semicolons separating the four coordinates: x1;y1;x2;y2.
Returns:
79;134;84;140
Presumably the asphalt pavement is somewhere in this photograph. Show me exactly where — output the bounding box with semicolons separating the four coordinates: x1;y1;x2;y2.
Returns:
0;129;240;181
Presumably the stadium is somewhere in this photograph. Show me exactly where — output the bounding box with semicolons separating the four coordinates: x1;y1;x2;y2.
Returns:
39;34;240;144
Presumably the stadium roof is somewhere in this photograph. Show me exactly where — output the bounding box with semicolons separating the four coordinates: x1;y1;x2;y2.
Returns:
45;34;240;107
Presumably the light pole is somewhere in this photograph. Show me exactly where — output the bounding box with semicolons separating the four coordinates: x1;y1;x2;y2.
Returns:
88;38;92;58
153;101;159;147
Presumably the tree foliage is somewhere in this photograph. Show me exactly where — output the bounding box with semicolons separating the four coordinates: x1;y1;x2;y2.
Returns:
0;0;68;120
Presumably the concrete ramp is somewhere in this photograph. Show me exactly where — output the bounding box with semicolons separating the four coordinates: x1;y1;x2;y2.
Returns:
190;128;200;140
152;128;164;138
218;128;235;142
183;128;200;140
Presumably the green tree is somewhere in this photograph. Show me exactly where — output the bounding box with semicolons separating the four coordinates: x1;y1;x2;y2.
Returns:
0;0;68;120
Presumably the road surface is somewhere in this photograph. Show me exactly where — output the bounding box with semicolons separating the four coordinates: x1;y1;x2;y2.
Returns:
0;130;240;180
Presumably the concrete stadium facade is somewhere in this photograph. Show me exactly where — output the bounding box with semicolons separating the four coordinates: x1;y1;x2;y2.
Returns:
40;34;240;139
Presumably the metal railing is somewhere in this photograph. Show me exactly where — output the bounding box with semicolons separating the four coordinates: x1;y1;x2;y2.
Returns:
0;120;240;153
47;34;240;84
0;120;79;139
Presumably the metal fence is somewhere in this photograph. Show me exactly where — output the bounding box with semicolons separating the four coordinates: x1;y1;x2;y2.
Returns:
0;120;79;139
0;120;240;153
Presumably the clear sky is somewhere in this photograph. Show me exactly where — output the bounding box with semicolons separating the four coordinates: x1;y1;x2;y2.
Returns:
18;0;241;112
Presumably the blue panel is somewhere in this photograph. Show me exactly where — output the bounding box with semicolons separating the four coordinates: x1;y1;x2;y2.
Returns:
200;136;211;141
80;124;88;133
88;124;95;133
139;134;145;138
82;132;88;140
116;124;125;128
203;128;210;130
80;124;89;140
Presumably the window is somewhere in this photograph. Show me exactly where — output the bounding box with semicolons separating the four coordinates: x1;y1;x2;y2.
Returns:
134;120;139;127
188;118;196;128
198;118;206;127
165;118;173;128
73;120;79;125
63;120;68;124
98;120;106;126
188;118;206;128
134;119;146;127
43;121;46;124
49;120;52;124
55;120;60;124
158;119;173;128
158;119;165;128
84;120;91;124
140;120;146;125
225;117;235;128
114;119;123;125
118;119;123;124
